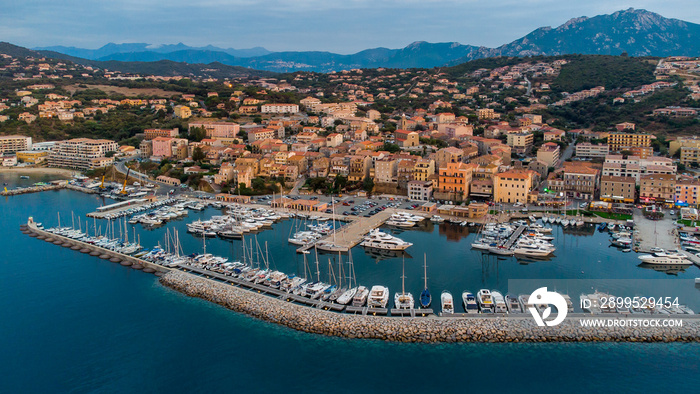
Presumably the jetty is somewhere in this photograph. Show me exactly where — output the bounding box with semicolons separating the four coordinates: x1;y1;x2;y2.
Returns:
296;208;396;253
502;224;527;249
1;183;97;196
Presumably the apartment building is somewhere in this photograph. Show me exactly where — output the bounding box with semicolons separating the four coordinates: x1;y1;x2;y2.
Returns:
374;158;398;183
261;103;299;114
563;165;599;200
48;138;118;170
669;137;700;156
173;105;191;119
607;132;652;152
434;147;464;168
144;128;179;140
680;147;700;166
575;143;609;158
493;170;534;204
437;162;474;199
247;128;278;142
599;175;636;203
601;155;676;184
506;132;534;155
407;180;433;202
675;179;700;207
188;121;240;139
413;158;435;181
0;135;32;153
536;142;560;167
639;174;676;204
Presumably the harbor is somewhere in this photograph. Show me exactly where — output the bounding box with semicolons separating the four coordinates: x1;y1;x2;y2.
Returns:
20;214;700;343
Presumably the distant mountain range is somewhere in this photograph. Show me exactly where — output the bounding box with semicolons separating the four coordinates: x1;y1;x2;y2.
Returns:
19;8;700;73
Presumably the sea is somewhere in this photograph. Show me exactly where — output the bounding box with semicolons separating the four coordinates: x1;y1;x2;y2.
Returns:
2;172;699;393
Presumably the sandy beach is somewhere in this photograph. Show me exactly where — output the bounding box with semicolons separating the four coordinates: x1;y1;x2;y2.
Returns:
0;167;78;178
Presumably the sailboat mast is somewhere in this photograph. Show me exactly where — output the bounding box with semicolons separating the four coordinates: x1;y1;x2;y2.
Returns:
423;253;428;289
401;256;406;296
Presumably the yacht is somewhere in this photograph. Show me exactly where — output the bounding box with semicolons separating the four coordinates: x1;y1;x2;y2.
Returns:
506;294;523;313
461;291;478;314
367;285;390;308
477;289;494;312
351;286;369;307
360;229;413;251
337;287;358;305
638;251;691;266
491;291;508;313
394;258;414;309
488;245;514;256
441;291;454;314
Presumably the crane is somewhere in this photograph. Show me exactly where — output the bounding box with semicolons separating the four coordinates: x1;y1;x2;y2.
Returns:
119;168;130;195
99;174;105;189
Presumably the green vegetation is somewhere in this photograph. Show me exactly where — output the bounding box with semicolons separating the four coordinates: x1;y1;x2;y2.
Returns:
552;55;656;92
586;211;633;221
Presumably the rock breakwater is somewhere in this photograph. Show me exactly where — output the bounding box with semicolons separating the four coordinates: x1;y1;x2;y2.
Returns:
160;272;700;343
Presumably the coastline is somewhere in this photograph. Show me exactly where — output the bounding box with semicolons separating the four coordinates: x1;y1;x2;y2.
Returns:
160;271;700;343
0;167;78;178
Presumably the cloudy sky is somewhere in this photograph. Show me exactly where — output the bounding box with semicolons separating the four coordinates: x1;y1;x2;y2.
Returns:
2;1;700;53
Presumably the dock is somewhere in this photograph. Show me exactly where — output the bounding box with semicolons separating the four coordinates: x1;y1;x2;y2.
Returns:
1;183;97;196
86;197;169;218
296;208;396;253
503;224;527;249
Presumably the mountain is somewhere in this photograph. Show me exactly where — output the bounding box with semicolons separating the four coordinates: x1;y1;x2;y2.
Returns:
34;42;271;59
26;9;700;72
450;8;700;64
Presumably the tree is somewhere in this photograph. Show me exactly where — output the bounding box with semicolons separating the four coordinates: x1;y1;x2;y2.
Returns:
363;176;374;195
192;147;205;161
334;174;347;191
189;126;207;142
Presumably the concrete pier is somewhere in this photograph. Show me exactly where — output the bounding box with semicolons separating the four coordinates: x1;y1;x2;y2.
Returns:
297;209;396;253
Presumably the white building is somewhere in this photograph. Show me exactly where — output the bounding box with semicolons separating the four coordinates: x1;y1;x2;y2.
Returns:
261;103;299;114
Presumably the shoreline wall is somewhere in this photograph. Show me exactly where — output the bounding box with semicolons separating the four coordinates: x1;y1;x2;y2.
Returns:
160;271;700;343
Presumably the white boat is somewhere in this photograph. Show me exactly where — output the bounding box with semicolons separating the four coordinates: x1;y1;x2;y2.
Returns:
505;294;523;313
441;291;454;314
488;246;514;256
461;291;478;313
394;258;414;309
471;240;493;250
337;287;358;305
367;285;389;308
491;291;508;313
638;252;691;266
477;289;494;312
360;229;412;251
352;286;369;307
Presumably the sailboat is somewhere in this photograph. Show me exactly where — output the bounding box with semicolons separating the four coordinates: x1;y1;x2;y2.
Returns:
316;197;345;252
419;254;431;308
394;257;414;309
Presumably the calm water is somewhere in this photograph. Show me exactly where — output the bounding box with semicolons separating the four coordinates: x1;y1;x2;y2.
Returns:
2;172;700;393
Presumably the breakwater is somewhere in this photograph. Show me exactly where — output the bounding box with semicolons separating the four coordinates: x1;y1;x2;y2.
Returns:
2;183;97;196
160;271;700;343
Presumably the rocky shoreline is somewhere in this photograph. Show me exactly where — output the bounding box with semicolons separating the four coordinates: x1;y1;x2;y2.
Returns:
160;271;700;343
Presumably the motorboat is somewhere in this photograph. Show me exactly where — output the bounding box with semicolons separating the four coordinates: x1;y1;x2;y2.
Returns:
461;291;478;314
367;285;389;308
506;294;523;313
491;291;508;313
638;252;691;266
477;289;494;312
351;286;369;307
488;245;514;256
441;291;454;314
360;229;412;251
336;287;358;305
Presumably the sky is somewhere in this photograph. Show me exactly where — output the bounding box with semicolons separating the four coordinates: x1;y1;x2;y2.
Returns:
2;1;700;54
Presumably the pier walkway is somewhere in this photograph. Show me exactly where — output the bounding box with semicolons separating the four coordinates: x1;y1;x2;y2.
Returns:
296;208;396;253
2;183;97;196
503;225;527;249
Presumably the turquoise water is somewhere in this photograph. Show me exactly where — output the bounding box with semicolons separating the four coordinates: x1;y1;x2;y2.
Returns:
2;172;700;393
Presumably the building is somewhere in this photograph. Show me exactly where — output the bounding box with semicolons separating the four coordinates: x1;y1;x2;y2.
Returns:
640;174;676;205
188;121;240;139
173;105;191;119
413;158;435;181
434;147;464;168
407;180;433;201
247;128;278;142
575;143;609;159
0;135;32;153
601;155;676;184
156;175;181;186
151;137;188;159
506;132;534;155
608;132;652;152
48;138;118;170
599;175;636;203
680;147;700;166
437;162;474;200
394;130;419;148
536;142;560;167
374;158;398;184
675;179;700;207
144;128;179;140
476;108;496;120
493;170;534;204
562;165;599;200
2;154;17;167
326;133;343;148
261;103;299;114
669;137;700;156
16;150;49;164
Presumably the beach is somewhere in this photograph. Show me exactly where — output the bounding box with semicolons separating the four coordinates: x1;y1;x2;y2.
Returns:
0;167;77;178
